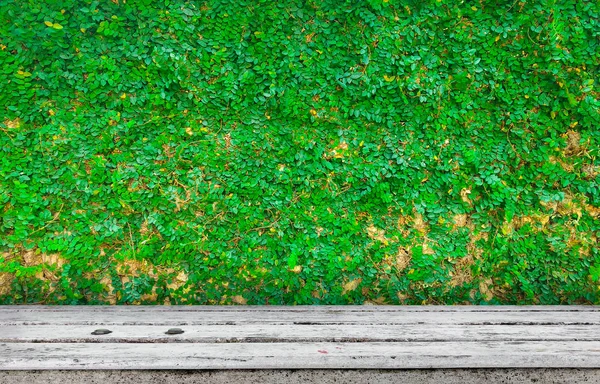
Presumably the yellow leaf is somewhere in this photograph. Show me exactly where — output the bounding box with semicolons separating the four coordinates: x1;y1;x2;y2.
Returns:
231;295;247;305
342;278;362;294
44;21;53;27
495;35;500;42
120;93;127;99
80;28;86;33
383;75;395;82
471;6;477;10
52;23;63;30
4;118;22;129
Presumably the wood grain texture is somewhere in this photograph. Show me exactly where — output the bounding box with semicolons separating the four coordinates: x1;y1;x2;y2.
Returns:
2;341;600;369
0;306;598;370
2;306;599;325
1;324;598;343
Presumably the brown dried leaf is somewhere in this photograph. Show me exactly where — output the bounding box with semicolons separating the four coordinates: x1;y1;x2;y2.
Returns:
396;291;409;302
564;130;581;156
366;225;388;244
452;213;469;229
21;250;42;266
460;188;472;205
166;271;188;291
4;118;22;129
395;247;411;271
231;295;247;305
413;211;428;234
479;278;494;301
422;241;435;255
0;272;14;296
342;278;362;294
449;255;474;288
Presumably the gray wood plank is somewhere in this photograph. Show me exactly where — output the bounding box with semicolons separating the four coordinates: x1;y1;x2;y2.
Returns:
1;324;598;343
1;306;598;325
2;341;599;369
2;306;599;370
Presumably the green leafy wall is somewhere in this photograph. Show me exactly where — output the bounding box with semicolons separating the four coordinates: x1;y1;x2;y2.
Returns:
1;0;599;304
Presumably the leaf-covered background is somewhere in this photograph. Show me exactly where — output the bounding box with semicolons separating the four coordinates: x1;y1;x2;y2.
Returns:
1;0;599;304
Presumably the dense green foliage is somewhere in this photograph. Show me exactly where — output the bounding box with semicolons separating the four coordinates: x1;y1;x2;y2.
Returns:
1;0;599;305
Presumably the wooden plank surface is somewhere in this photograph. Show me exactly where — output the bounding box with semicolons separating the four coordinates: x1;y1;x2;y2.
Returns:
1;324;598;343
1;306;598;370
2;306;599;325
2;341;599;369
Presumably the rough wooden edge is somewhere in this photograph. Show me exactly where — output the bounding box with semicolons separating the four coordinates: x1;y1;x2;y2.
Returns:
2;369;600;384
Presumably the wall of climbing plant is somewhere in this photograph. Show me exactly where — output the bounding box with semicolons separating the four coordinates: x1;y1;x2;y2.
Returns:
1;0;599;305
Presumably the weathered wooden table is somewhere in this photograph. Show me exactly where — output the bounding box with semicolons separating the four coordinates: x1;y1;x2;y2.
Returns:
1;306;599;383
